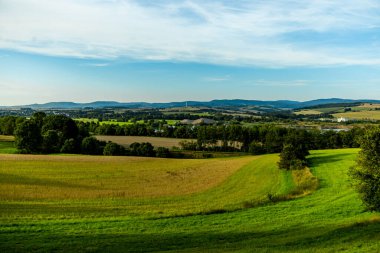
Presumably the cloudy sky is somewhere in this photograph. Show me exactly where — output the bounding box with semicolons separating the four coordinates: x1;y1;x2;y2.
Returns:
1;0;380;105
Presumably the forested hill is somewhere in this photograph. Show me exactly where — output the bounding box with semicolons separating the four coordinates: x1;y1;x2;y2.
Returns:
2;98;380;110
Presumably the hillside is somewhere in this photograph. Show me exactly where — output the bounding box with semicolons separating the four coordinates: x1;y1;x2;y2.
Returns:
1;149;379;252
4;98;380;110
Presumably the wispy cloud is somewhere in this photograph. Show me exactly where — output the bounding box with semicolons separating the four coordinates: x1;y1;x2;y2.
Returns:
1;0;380;67
203;75;230;82
81;62;110;67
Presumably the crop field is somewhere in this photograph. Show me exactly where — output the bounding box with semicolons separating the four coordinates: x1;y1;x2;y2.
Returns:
334;110;380;120
294;109;323;115
95;135;194;148
1;149;380;252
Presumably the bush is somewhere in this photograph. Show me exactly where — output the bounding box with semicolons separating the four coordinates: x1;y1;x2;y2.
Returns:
179;140;197;151
129;142;156;157
156;147;171;158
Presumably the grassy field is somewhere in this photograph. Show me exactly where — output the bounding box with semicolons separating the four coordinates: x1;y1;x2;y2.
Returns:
1;149;380;252
95;135;194;148
0;135;16;154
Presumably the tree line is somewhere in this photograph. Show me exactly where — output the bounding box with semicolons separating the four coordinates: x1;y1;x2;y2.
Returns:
82;121;364;152
0;115;364;155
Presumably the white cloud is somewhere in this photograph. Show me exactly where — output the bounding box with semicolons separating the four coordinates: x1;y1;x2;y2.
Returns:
1;0;380;67
203;75;230;82
81;62;110;67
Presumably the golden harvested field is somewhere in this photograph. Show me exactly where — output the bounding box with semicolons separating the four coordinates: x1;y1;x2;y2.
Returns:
294;110;322;115
334;111;380;120
95;135;194;148
0;154;254;200
357;103;380;109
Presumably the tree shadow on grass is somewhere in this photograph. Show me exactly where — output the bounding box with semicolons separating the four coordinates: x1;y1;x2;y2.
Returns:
307;153;353;168
0;173;100;190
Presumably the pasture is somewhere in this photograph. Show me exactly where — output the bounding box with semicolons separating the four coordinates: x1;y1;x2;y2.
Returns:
1;149;380;252
95;135;194;148
0;135;16;154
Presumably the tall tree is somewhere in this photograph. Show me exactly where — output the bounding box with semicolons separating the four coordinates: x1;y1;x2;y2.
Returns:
350;126;380;211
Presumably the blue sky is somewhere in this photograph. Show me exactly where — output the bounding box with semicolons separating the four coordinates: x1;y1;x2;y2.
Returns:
1;0;380;105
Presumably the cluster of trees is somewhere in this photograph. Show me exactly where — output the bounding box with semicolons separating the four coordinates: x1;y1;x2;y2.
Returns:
5;113;170;158
277;130;309;170
14;112;89;154
0;116;21;135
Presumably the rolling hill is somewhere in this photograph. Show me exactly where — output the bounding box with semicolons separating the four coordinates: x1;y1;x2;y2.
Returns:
4;98;380;110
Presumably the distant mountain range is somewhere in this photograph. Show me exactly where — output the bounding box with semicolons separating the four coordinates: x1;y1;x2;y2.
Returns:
2;98;380;110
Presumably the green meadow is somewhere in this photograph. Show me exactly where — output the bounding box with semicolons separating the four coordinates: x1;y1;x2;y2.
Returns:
1;149;379;252
0;135;16;154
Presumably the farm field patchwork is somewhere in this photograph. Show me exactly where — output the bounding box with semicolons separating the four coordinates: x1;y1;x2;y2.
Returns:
1;149;379;252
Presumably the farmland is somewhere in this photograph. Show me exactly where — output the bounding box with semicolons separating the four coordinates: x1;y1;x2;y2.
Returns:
333;111;380;120
95;135;193;148
294;102;380;121
1;149;380;252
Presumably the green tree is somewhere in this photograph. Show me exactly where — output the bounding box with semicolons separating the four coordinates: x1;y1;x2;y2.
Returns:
103;142;125;156
278;143;306;170
60;138;78;154
248;141;265;155
42;130;61;153
81;137;102;155
42;115;78;141
350;126;380;211
14;121;42;153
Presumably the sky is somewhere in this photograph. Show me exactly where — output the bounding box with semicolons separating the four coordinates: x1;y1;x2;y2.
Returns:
1;0;380;105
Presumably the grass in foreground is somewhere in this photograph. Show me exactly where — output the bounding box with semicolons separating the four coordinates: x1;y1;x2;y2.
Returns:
1;149;380;252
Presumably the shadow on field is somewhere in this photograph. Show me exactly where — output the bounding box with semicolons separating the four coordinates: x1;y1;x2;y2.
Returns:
2;218;380;252
0;173;100;190
308;153;353;168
